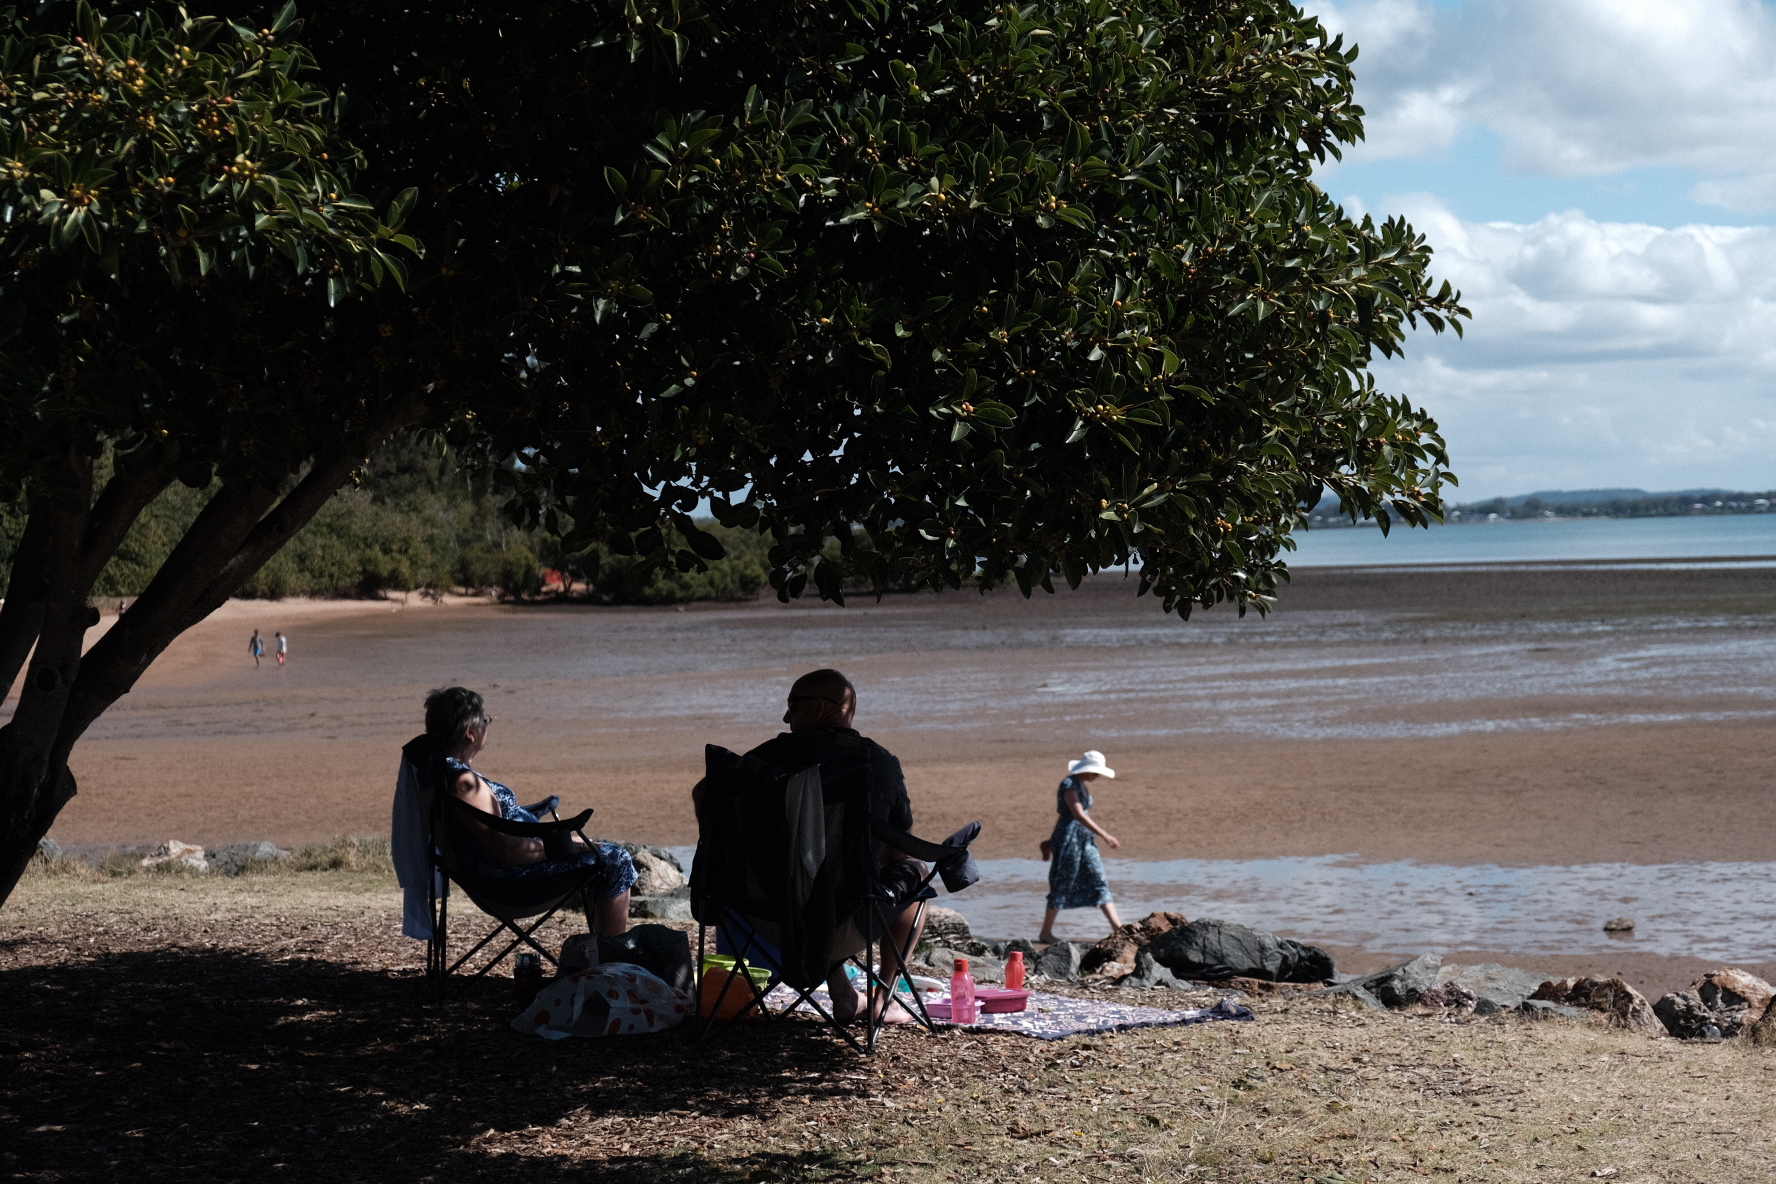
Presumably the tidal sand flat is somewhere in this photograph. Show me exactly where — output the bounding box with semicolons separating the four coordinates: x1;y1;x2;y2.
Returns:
35;564;1776;999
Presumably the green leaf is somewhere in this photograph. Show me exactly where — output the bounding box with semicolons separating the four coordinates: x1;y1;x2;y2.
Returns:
387;186;418;226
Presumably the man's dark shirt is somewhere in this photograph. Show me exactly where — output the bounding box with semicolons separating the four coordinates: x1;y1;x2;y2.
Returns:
745;725;914;840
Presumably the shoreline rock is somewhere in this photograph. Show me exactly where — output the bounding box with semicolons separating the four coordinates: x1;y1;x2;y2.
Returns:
629;885;692;921
207;841;292;876
617;843;687;897
1147;918;1335;985
1118;948;1189;990
1435;963;1552;1014
1347;953;1443;1008
1518;999;1587;1022
1529;976;1664;1035
919;946;1006;984
1034;941;1085;981
1079;911;1189;976
1654;968;1775;1040
141;840;209;873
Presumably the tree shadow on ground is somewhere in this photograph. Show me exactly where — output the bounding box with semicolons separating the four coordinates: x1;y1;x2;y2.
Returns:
0;947;894;1182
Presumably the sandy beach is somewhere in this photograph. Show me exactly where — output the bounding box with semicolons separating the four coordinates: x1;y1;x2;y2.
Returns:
26;564;1776;1000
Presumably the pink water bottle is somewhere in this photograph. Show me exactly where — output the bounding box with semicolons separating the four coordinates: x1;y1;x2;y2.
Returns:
1004;950;1026;991
950;957;978;1023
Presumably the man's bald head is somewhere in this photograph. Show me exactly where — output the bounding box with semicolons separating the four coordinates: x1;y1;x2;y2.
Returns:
783;668;857;730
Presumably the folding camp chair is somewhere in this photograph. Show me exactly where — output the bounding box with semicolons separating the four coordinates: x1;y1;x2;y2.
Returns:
689;743;981;1053
399;735;605;985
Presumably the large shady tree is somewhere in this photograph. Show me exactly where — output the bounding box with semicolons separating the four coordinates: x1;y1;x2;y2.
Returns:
0;0;1465;905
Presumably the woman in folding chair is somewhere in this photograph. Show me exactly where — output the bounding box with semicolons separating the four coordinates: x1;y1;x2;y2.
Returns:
430;687;636;936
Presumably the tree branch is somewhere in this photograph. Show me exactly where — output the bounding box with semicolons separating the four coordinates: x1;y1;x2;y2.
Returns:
191;449;380;622
75;457;179;586
108;482;281;636
49;400;424;765
37;483;278;767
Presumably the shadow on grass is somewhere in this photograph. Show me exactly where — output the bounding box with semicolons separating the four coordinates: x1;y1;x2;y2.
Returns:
1;948;882;1182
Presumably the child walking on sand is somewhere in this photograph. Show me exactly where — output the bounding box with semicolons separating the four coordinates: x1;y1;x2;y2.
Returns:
249;629;264;668
275;632;288;667
1038;750;1122;943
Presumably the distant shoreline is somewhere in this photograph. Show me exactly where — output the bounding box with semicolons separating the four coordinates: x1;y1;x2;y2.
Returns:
1292;553;1776;571
1304;511;1776;529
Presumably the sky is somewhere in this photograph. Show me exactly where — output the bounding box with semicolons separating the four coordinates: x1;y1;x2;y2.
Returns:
1304;0;1776;500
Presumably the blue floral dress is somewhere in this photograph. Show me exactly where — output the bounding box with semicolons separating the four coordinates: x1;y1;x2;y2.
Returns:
1046;775;1112;910
447;758;637;901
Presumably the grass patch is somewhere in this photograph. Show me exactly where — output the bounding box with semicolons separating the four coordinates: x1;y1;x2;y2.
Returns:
24;836;395;881
286;836;395;875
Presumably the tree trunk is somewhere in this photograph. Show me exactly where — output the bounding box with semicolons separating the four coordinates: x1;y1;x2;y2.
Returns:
0;409;421;909
0;455;107;900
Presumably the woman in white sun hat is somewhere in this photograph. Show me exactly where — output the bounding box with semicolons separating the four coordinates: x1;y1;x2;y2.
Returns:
1037;750;1123;943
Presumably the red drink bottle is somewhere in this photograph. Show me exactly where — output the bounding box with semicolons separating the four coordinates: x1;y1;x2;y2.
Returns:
1004;950;1025;990
950;957;978;1023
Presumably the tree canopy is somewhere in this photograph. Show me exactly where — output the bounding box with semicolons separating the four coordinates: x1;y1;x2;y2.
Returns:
487;0;1465;613
0;0;1465;904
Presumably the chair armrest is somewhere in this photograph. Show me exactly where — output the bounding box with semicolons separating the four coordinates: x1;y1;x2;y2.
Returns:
871;818;981;892
448;794;592;838
521;794;562;819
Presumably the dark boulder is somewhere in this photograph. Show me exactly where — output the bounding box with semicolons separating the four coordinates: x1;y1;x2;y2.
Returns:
1435;963;1551;1014
1147;918;1336;984
920;906;974;951
1530;976;1664;1035
1349;953;1443;1008
1655;969;1774;1039
1079;911;1190;975
1314;981;1386;1011
1034;941;1084;981
1118;948;1188;990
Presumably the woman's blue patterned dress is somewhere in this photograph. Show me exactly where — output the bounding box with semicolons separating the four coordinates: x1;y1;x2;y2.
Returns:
1046;775;1112;910
446;757;637;900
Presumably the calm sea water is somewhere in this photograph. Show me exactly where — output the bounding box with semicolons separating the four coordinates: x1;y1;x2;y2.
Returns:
1291;514;1776;567
939;857;1776;960
663;848;1776;962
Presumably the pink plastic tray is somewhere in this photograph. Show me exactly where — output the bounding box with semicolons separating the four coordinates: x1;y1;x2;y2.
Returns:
924;987;1030;1020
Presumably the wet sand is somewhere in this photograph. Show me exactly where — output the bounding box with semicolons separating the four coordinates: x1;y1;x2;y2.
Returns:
28;565;1776;999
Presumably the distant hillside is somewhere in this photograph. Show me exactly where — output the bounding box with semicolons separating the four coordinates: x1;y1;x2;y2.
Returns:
1503;488;1649;507
1456;489;1772;521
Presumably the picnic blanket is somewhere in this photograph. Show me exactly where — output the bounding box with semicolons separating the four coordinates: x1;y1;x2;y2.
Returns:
767;985;1252;1040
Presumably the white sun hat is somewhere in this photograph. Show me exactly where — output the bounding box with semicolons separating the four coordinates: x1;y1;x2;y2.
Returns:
1068;750;1115;778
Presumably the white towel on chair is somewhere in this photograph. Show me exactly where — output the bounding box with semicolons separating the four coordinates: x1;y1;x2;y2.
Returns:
392;758;435;939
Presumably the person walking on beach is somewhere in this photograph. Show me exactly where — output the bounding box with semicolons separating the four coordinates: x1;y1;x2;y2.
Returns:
275;631;288;667
249;629;264;668
1038;750;1122;943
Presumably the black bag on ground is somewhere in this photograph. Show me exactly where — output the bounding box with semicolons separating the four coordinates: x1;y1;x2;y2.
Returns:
596;924;694;992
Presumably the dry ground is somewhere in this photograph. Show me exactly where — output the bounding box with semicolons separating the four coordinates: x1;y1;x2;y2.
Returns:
3;868;1773;1183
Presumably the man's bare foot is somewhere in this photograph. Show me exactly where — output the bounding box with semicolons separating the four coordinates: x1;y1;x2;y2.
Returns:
1035;933;1057;945
873;993;920;1024
831;987;918;1026
829;978;864;1024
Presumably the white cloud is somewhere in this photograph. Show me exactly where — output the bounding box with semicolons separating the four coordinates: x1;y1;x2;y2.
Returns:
1372;201;1776;494
1310;0;1776;210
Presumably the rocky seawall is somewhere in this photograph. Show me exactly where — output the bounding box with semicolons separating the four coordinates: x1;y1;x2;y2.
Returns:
915;905;1776;1045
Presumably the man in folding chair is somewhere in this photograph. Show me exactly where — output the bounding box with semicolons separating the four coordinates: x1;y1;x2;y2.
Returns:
747;670;931;1023
694;669;979;1041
